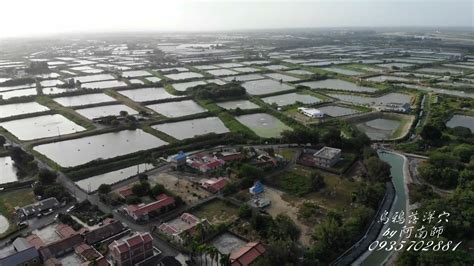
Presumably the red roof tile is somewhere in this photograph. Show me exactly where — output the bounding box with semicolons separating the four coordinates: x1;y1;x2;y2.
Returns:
129;195;175;216
230;242;265;266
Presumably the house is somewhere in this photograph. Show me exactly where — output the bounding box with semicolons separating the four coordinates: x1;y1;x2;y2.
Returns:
84;219;128;246
38;234;83;260
56;224;78;239
201;177;228;193
0;247;41;266
118;187;134;199
125;194;176;222
313;146;342;168
109;232;155;266
16;197;60;221
215;151;243;162
75;243;109;266
230;242;266;266
187;152;226;173
298;107;324;118
171;151;187;167
157;213;211;244
26;234;46;249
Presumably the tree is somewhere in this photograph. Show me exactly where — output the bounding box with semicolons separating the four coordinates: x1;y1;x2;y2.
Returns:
38;169;57;185
132;181;151;197
420;124;442;144
238;204;252;219
310;173;325;192
98;184;112;195
119;110;128;117
271;214;301;241
364;157;391;182
0;136;5;147
150;183;166;197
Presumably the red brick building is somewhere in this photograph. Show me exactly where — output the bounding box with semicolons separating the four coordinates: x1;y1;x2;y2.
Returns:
109;232;154;266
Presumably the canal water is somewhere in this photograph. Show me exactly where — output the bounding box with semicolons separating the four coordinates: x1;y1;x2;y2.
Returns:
357;151;408;266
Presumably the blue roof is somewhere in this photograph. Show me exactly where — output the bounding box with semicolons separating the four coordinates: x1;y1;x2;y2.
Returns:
250;181;264;194
175;151;187;160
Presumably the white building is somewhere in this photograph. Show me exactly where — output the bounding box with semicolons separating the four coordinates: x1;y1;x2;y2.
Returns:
298;107;324;118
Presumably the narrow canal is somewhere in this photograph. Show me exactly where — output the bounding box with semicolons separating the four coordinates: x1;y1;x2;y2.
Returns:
356;151;408;266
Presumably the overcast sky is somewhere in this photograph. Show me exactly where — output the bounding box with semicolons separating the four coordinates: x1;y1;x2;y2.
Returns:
0;0;472;38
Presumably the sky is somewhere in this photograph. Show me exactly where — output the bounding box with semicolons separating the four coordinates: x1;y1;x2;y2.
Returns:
0;0;472;39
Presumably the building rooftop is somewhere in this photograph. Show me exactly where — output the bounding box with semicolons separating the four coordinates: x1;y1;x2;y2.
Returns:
313;146;341;160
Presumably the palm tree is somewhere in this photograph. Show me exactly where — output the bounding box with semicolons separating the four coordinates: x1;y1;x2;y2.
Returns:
197;244;207;266
208;246;219;266
219;253;231;266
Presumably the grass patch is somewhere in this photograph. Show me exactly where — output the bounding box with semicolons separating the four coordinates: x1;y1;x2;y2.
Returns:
0;188;36;238
269;165;316;196
141;125;178;143
192;199;238;224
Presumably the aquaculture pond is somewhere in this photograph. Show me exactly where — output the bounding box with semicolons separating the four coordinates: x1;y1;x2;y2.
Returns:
146;100;207;117
0;156;18;184
328;92;412;105
76;104;138;120
119;87;179;102
0;102;49;118
317;105;360;117
172;80;207;92
236;113;292;138
152;117;230;140
262;93;322;106
242;79;293;95
0;114;86;140
216;100;259;110
355;118;402;140
33;129;168;167
81;80;128;89
53;93;116;107
446;115;474;133
75;163;153;192
165;72;204;80
300;79;377;93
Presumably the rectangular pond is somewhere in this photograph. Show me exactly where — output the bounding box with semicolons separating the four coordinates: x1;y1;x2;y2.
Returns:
146;100;207;117
328;92;412;106
75;74;116;83
242;79;293;95
33;129;168;167
165;72;204;80
0;114;86;140
75;163;154;192
121;70;151;78
81;80;128;89
300;79;377;93
0;156;18;184
1;88;37;99
76;104;138;120
119;87;179;102
53;93;116;107
0;102;49;118
172;80;207;92
322;67;363;76
317;105;361;117
222;74;264;82
152;117;230;140
236;113;292;138
264;73;300;82
217;100;259;110
207;69;239;76
262;92;322;106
